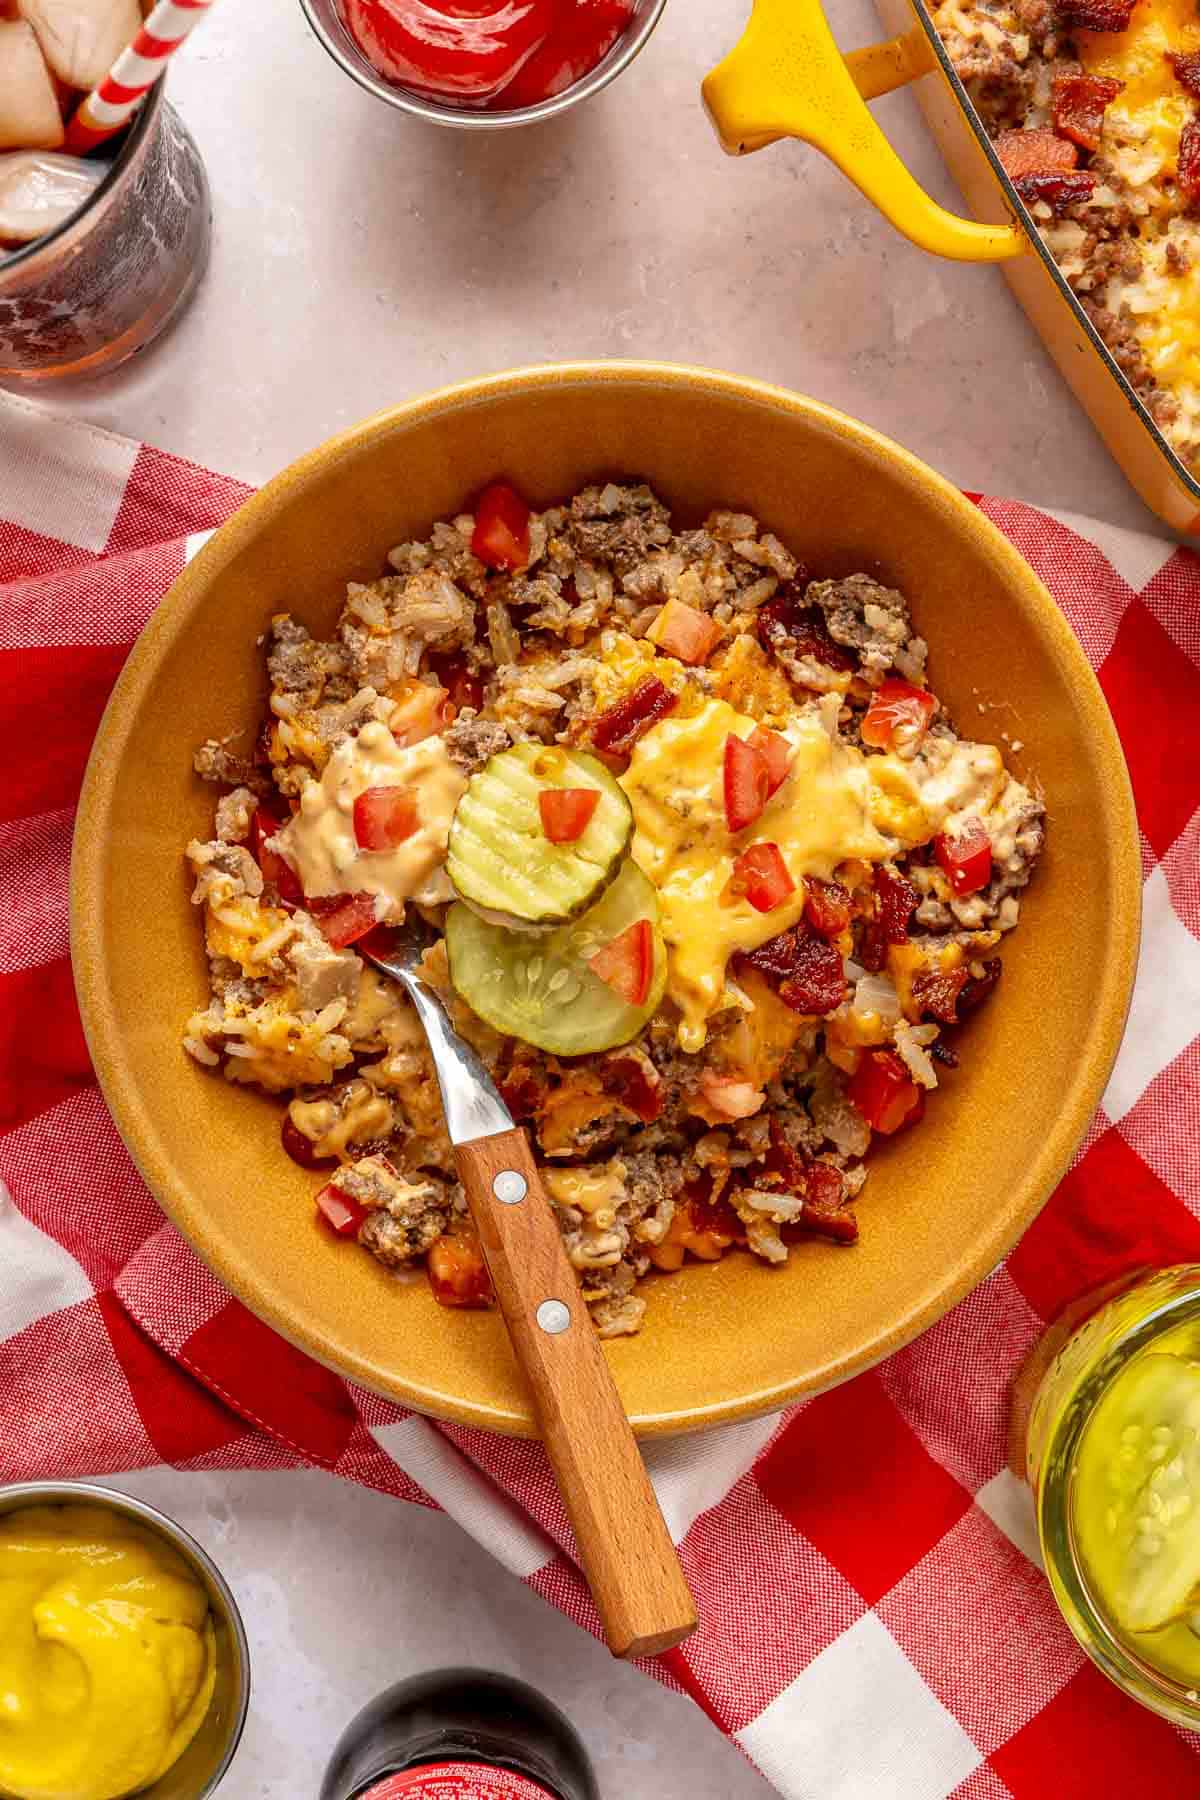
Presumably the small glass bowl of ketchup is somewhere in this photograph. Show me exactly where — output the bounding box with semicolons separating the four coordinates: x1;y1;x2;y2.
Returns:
299;0;667;127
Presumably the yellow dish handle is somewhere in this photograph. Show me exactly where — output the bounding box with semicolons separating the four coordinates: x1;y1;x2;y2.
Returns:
702;0;1025;263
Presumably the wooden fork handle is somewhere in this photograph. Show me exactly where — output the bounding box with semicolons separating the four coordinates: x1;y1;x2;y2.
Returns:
454;1126;698;1660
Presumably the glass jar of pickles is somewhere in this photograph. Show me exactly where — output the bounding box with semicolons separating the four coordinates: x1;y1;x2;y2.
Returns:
1014;1265;1200;1725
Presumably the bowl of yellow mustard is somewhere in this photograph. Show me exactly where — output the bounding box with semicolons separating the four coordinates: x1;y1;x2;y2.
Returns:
0;1482;250;1800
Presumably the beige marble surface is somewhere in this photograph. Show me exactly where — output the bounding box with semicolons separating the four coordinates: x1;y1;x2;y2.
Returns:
30;0;1165;532
8;1;1167;1793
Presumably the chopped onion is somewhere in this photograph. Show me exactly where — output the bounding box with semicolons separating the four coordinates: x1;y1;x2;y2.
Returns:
853;971;901;1024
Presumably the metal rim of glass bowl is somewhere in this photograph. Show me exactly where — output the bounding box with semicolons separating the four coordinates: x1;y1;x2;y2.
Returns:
0;1478;251;1798
295;0;669;130
1037;1270;1200;1729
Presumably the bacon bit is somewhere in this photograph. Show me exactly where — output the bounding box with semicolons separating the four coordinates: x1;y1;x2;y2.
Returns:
756;594;855;673
427;652;483;713
1168;51;1200;101
1051;73;1123;152
779;939;846;1017
687;1188;746;1244
930;1038;959;1068
957;957;1003;1017
804;875;851;940
1013;170;1098;212
763;1121;859;1244
600;1056;663;1122
591;676;678;756
428;1231;494;1308
1057;0;1134;28
858;920;887;974
498;1067;546;1122
874;865;918;943
911;966;969;1025
1179;117;1200;203
282;1115;336;1169
739;924;846;1015
996;126;1078;183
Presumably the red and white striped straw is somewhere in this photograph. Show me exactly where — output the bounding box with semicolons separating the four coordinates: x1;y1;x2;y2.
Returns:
64;0;215;154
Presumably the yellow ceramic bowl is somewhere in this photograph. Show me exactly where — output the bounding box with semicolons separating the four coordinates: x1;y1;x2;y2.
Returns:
71;363;1140;1437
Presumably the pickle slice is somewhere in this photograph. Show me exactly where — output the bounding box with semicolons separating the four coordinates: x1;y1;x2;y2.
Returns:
1073;1353;1200;1635
446;858;666;1055
447;744;633;928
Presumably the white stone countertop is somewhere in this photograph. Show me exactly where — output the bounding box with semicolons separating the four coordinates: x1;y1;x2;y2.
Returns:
8;0;1166;1792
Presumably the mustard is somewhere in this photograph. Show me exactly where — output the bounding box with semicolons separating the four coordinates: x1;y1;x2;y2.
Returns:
0;1504;217;1800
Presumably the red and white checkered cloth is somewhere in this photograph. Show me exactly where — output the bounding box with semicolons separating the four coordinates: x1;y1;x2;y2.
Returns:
3;387;1200;1799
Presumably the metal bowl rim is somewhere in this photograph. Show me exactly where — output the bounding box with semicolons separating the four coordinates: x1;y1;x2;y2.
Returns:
295;0;668;129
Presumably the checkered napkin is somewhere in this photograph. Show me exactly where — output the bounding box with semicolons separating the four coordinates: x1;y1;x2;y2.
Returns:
3;387;1200;1800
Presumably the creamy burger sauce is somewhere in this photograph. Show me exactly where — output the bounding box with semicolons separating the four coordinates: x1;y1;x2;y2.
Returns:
277;722;467;912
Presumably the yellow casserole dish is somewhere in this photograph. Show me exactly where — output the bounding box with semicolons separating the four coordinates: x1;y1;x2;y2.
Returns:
703;0;1200;537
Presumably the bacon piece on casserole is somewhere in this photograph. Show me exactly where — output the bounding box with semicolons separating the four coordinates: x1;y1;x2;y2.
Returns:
1051;74;1123;153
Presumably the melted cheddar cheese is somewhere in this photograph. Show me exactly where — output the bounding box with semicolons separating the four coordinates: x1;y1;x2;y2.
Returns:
1079;0;1200;198
1078;0;1200;389
619;697;928;1049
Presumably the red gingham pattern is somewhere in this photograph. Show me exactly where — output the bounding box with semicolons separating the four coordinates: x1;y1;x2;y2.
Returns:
3;392;1200;1798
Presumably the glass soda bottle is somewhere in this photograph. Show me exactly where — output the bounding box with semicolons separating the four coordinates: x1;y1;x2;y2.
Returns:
319;1669;600;1800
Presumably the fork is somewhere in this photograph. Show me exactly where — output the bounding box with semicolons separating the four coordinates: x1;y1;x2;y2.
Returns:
359;920;697;1660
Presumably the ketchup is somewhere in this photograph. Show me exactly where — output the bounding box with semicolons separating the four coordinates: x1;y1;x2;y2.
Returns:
339;0;636;109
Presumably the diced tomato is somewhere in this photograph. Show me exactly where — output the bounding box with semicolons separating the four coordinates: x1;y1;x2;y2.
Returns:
282;1115;335;1169
934;817;993;897
471;479;531;571
861;679;936;751
309;892;380;948
353;787;421;852
747;726;792;796
538;787;600;843
723;733;770;833
251;806;303;906
724;842;795;913
315;1182;368;1238
428;1233;494;1308
1051;72;1122;152
427;653;483;713
591;676;678;756
847;1050;924;1135
647;597;722;666
389;682;454;746
589;918;653;1007
804;875;851;939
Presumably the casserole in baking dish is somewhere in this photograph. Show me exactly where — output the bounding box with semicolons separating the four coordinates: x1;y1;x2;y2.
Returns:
704;0;1200;536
